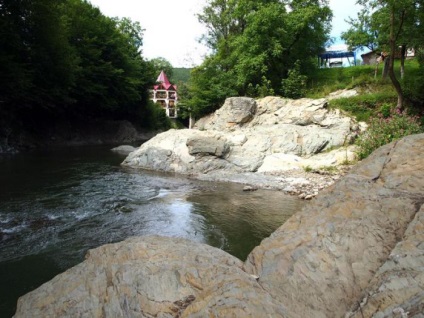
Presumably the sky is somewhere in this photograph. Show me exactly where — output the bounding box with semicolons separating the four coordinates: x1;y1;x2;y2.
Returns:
88;0;362;67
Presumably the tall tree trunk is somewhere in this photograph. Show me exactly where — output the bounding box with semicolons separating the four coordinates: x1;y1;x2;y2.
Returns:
382;56;389;78
400;44;406;79
388;8;404;111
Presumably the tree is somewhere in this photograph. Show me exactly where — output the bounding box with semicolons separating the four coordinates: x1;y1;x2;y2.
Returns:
114;17;144;53
63;0;151;117
341;8;378;51
186;0;332;115
351;0;422;110
0;0;154;136
149;57;174;81
281;61;308;99
183;56;237;119
0;0;75;111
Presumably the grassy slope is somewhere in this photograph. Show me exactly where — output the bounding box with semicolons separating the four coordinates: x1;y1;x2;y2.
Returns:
306;59;421;122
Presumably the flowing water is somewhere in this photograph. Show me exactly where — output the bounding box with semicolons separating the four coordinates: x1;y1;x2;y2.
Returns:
0;145;304;317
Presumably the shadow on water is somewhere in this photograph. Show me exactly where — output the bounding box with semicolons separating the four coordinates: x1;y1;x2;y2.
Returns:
0;145;304;317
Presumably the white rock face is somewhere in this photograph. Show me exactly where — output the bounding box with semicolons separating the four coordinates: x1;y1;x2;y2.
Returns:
123;96;361;178
327;88;359;100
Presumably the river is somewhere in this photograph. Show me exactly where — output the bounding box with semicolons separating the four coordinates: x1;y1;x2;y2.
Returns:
0;145;304;317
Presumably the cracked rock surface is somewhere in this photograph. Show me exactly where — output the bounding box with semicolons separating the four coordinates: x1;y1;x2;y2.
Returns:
245;134;424;318
14;236;286;318
122;96;360;198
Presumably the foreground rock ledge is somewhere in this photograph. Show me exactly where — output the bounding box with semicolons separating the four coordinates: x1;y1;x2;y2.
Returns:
15;134;424;317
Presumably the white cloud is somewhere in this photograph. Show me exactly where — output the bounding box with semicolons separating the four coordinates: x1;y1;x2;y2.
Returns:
89;0;209;67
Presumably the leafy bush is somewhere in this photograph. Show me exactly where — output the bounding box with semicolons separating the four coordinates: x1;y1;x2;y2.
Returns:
356;108;423;159
247;76;275;97
281;61;307;99
379;103;391;118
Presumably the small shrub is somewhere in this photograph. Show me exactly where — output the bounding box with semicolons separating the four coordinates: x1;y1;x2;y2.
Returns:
247;76;275;98
303;165;313;172
282;60;307;99
379;103;391;118
356;109;423;159
318;165;338;174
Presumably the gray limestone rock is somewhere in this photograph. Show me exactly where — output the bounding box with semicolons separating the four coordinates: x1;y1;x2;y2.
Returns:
244;134;424;318
14;236;286;318
186;135;229;157
123;96;361;178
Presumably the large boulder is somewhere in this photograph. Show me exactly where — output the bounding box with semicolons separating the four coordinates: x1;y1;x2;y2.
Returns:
14;134;424;318
123;129;237;174
123;96;360;179
348;205;424;317
14;236;286;318
244;133;424;317
195;97;257;130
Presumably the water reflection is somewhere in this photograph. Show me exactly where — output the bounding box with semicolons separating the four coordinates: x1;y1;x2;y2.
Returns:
0;146;304;317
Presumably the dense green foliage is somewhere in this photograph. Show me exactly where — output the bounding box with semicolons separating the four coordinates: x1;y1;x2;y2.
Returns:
0;0;155;137
356;109;423;159
182;0;332;118
281;61;308;99
141;102;172;131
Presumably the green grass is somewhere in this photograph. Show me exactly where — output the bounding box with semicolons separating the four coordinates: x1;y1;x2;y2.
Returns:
306;65;373;98
329;91;396;122
306;59;422;122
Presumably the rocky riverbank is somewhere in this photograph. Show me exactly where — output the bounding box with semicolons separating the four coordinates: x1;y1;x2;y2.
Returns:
0;119;155;154
14;133;424;317
123;95;363;199
193;165;352;199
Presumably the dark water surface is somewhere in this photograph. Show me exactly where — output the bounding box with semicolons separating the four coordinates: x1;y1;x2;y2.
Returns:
0;145;304;317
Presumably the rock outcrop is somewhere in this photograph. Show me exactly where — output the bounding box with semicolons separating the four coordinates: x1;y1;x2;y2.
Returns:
244;133;424;317
123;96;360;194
14;134;424;317
111;145;137;155
14;236;287;318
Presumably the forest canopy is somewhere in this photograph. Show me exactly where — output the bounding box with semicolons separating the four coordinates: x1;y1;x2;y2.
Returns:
0;0;155;132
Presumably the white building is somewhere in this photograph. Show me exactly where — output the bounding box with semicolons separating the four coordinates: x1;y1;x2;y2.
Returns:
150;71;178;118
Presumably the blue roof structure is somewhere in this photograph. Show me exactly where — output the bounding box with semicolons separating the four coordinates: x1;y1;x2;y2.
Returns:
319;51;355;59
318;50;357;67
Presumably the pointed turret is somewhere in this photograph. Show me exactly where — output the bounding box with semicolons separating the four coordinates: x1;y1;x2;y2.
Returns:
156;70;171;86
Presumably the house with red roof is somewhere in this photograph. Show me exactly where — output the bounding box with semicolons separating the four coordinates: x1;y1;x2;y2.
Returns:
150;71;178;118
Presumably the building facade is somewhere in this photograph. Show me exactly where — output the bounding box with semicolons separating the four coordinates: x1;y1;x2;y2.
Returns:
150;71;178;118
